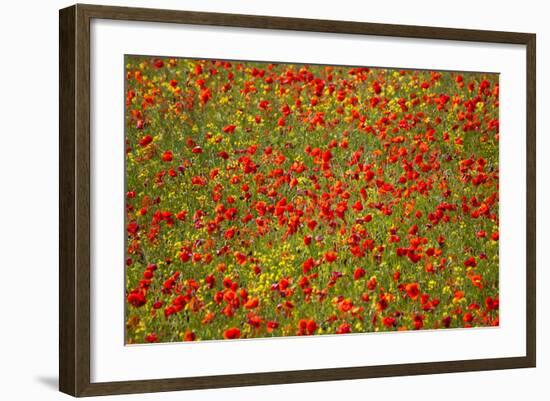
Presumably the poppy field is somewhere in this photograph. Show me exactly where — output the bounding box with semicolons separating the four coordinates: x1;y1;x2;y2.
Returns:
124;55;499;344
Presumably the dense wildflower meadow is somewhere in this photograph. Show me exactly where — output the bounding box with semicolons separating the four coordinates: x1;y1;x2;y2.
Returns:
124;56;499;343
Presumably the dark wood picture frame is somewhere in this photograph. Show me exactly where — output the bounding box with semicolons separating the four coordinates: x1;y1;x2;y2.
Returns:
59;3;536;397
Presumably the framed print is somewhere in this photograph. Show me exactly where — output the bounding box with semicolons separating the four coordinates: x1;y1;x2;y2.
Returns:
59;3;536;397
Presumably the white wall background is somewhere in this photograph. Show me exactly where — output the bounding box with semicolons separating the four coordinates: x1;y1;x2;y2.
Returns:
0;1;546;400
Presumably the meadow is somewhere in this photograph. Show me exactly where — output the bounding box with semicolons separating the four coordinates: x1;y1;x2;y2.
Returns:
124;56;499;343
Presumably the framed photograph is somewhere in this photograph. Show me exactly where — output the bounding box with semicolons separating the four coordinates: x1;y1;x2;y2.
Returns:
59;3;536;397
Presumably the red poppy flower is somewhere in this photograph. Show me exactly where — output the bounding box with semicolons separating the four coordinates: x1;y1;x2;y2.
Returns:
267;321;279;333
463;313;474;323
127;290;146;307
464;257;477;267
184;331;196;341
138;134;153;147
405;283;420;300
223;124;236;134
306;319;317;335
145;333;158;343
353;267;366;280
324;251;337;263
336;323;352;334
223;327;241;339
302;257;315;274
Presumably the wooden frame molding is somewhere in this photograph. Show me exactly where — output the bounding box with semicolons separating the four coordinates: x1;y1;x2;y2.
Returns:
59;3;536;396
